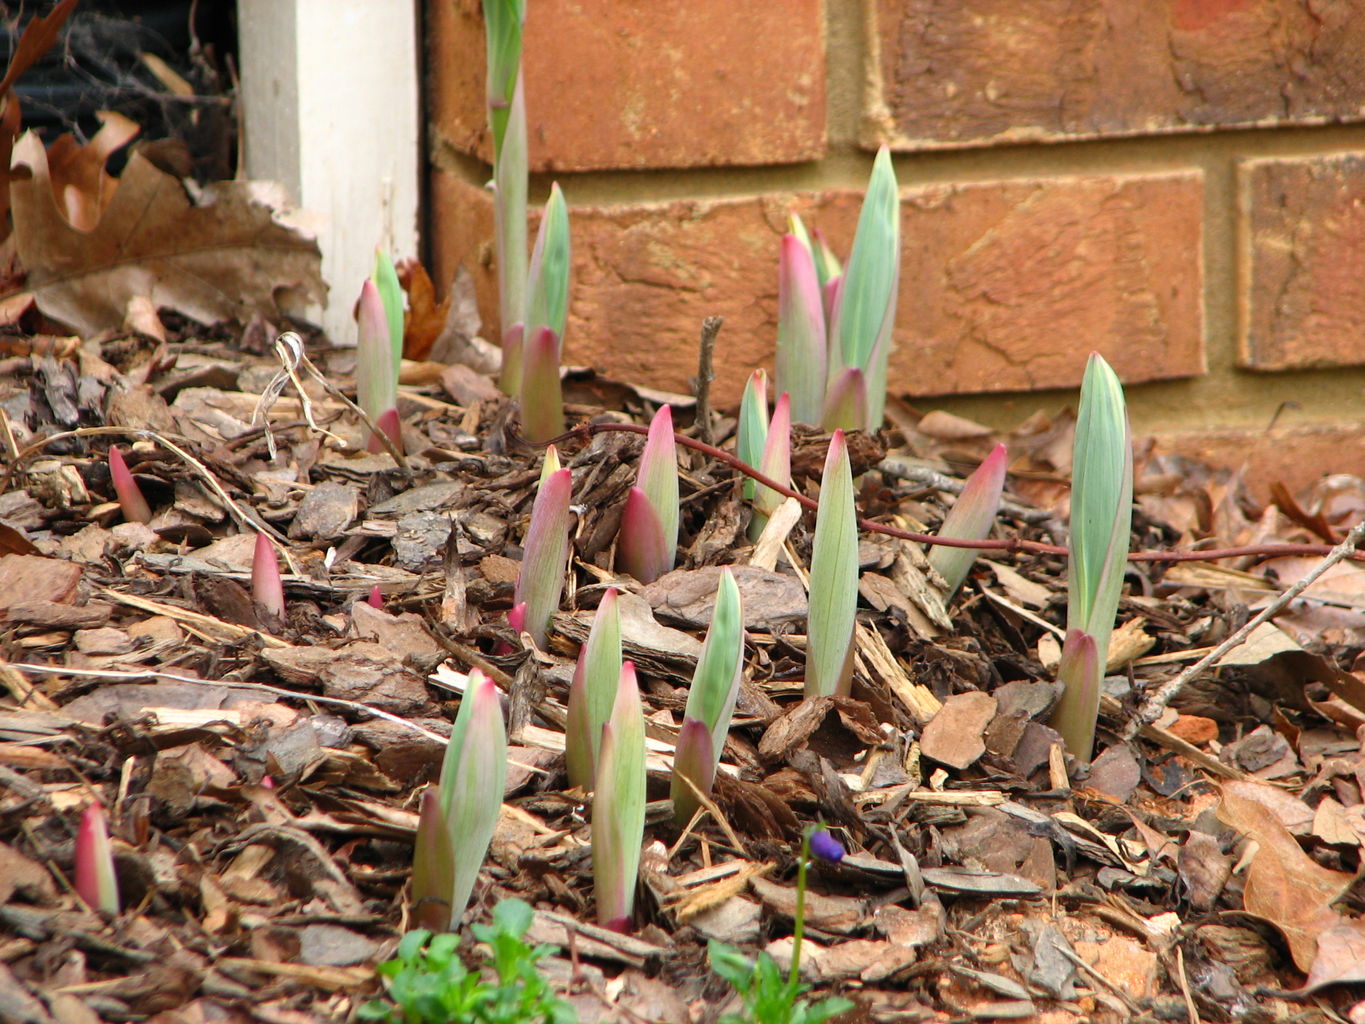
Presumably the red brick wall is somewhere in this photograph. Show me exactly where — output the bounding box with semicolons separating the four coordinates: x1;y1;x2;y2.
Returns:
427;0;1365;488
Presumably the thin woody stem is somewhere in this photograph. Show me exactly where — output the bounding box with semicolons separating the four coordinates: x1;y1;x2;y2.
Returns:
556;421;1365;565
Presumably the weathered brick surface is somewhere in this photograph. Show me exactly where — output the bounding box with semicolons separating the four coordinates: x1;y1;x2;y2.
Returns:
429;0;826;172
869;0;1365;151
1239;153;1365;371
432;168;1204;405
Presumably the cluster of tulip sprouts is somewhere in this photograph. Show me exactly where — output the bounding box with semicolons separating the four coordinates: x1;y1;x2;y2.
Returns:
777;147;900;433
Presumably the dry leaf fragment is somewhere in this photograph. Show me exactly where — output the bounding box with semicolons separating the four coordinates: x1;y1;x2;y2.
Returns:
8;131;324;336
919;691;997;770
1217;781;1353;971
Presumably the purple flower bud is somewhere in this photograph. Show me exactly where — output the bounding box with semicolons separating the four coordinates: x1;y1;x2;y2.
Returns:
809;828;845;864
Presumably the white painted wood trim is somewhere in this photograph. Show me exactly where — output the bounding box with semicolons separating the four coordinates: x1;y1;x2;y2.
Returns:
237;0;421;344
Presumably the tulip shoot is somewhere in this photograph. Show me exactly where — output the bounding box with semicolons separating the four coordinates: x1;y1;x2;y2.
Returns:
737;369;768;502
566;588;622;789
108;445;152;524
75;801;119;915
1049;353;1133;761
616;405;679;583
805;431;858;697
671;568;744;823
251;532;285;622
411;669;508;932
748;393;792;541
928;444;1008;599
776;232;827;425
356;279;399;454
593;662;645;932
513;467;572;648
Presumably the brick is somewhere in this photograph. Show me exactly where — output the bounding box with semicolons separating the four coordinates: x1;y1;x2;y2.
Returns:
428;0;826;172
432;167;1204;404
1239;153;1365;370
868;0;1365;151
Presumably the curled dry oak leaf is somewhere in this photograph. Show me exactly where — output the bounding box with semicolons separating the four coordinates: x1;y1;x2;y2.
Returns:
7;130;325;336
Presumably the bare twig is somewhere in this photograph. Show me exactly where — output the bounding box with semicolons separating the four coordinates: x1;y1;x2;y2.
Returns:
1125;516;1365;737
692;316;722;447
556;421;1365;565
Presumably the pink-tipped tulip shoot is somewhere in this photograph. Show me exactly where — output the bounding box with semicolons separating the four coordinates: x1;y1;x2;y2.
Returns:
776;232;828;425
1049;353;1133;761
519;326;565;443
1050;629;1102;761
593;661;645;932
75;801;119;914
616;405;679;584
411;669;508;931
366;585;384;610
108;446;152;524
671;568;744;824
251;532;285;621
357;279;399;454
539;443;562;483
737;369;769;502
748;392;793;541
566;588;622;789
928;444;1008;599
824;147;899;432
513;466;572;648
806;431;858;698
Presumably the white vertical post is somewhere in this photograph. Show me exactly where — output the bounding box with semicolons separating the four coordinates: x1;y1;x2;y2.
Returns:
237;0;421;344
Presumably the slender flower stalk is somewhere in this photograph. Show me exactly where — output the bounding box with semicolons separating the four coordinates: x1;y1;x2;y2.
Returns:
748;393;792;541
671;568;745;824
616;405;679;584
75;801;119;914
108;446;152;524
806;431;858;698
776;230;828;426
356;279;400;454
513;466;572;648
251;532;285;622
566;588;622;789
1049;354;1133;760
928;444;1008;599
411;669;508;932
593;661;645;932
486;0;529;394
823;147;900;432
736;369;769;502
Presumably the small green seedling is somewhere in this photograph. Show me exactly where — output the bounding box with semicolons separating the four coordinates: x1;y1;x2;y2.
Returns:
359;898;576;1024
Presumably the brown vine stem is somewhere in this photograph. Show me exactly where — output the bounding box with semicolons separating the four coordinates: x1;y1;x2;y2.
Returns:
1125;516;1365;738
558;421;1365;566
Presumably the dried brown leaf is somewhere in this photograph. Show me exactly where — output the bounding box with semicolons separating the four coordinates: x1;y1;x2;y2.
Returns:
8;131;323;336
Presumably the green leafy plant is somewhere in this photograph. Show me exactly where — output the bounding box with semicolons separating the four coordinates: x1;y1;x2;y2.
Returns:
708;828;853;1024
737;369;770;502
359;899;576;1024
671;567;745;824
1048;353;1133;760
805;430;858;698
410;669;508;932
775;225;827;426
592;661;645;932
927;443;1007;600
616;404;679;584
